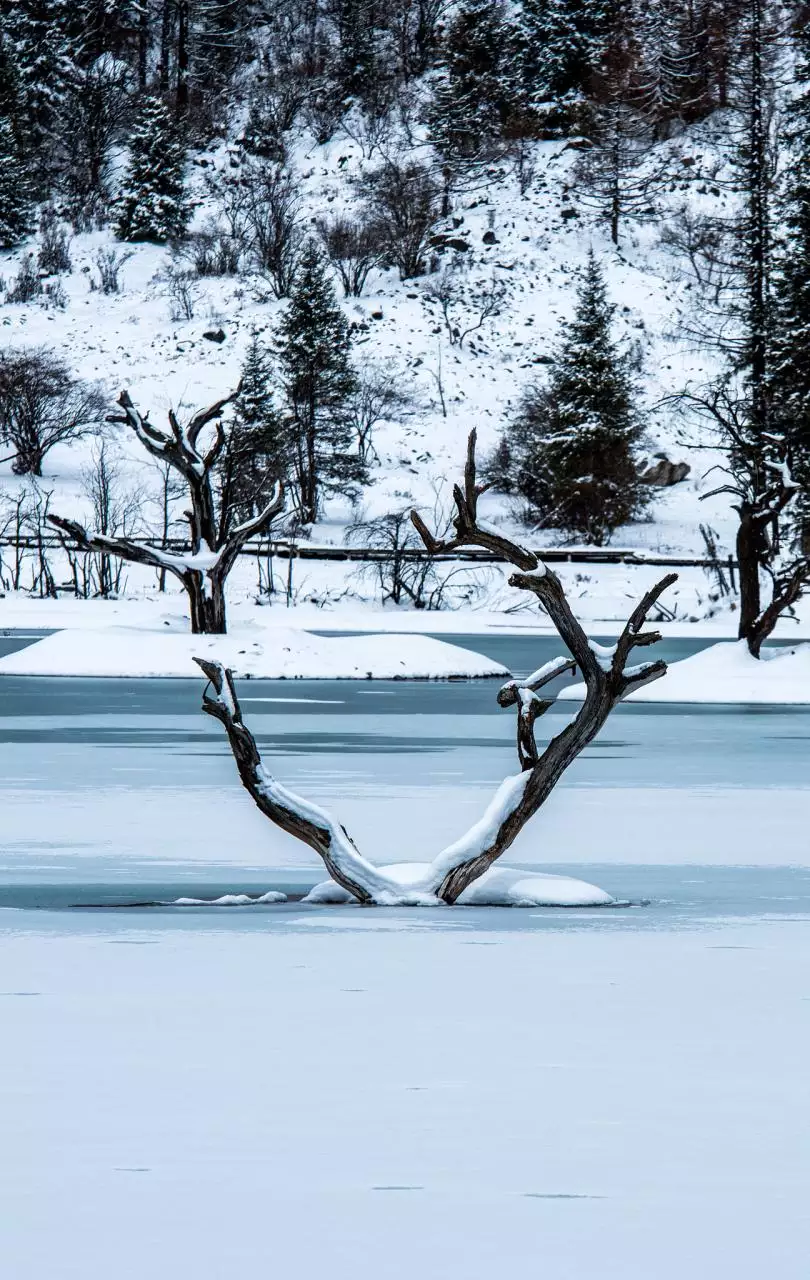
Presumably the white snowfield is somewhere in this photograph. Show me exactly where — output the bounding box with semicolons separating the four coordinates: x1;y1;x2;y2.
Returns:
560;640;810;705
0;625;508;680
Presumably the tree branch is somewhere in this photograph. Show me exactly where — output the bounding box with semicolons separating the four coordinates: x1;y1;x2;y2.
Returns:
195;659;393;904
410;431;677;903
46;514;190;582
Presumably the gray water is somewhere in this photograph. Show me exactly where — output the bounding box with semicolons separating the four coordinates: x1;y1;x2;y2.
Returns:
0;629;808;926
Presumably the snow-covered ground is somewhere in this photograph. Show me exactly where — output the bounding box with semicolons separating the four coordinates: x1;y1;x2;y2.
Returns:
3;900;809;1280
0;120;753;638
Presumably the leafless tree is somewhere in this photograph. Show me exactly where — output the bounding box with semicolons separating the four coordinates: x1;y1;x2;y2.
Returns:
48;390;284;633
196;431;675;904
673;381;810;656
218;158;304;297
424;341;448;417
659;205;727;289
6;256;42;304
91;247;133;294
315;213;386;297
348;505;485;609
162;265;199;320
149;458;187;591
0;348;106;476
80;441;144;597
425;268;507;348
37;208;73;275
173;222;241;277
62;52;132;223
348;362;416;463
360;158;441;279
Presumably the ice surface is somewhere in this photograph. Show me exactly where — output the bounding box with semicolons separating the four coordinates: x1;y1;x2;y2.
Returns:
2;905;808;1280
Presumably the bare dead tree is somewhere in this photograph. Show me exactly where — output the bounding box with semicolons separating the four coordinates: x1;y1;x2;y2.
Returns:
424;268;507;349
48;390;284;633
315;213;386;297
675;382;810;655
0;348;107;476
196;431;676;905
348;362;416;463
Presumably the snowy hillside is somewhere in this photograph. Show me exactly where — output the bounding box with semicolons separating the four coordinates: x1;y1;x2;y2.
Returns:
1;0;807;636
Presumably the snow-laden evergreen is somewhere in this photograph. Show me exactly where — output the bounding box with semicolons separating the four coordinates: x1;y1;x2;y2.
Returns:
116;95;189;244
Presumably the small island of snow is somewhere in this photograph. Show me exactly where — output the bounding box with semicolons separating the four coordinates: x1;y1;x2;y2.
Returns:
0;625;509;681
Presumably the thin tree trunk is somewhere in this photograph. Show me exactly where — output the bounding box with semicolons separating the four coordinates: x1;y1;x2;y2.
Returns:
176;0;189;118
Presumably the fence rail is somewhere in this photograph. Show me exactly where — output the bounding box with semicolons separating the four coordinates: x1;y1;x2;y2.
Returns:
0;536;738;573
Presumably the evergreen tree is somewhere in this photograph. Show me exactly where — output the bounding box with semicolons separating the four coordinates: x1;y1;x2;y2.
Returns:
2;0;76;188
275;242;364;523
633;0;708;137
0;33;35;246
217;332;287;538
517;0;610;135
116;94;189;242
427;0;516;164
496;250;646;544
0;119;36;246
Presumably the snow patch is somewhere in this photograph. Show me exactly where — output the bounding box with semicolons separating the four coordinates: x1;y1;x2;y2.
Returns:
560;640;810;704
172;891;288;906
304;863;614;907
0;626;509;680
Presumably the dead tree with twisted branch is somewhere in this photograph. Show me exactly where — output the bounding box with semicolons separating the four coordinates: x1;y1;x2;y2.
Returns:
196;431;676;904
47;391;284;633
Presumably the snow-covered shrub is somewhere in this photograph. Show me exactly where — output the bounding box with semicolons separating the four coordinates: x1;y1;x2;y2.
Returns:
91;247;132;295
315;213;386;297
37;209;72;276
175;223;241;277
6;256;42;304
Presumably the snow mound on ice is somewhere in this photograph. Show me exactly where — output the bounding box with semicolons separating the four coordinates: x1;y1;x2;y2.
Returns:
172;891;288;906
560;640;810;704
0;626;508;680
304;863;614;907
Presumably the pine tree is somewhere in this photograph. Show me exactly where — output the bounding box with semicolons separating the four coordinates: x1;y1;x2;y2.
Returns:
497;250;646;544
517;0;610;135
217;332;287;538
427;0;515;164
0;120;35;246
116;95;189;243
633;0;707;137
2;0;77;189
0;34;35;246
276;242;363;524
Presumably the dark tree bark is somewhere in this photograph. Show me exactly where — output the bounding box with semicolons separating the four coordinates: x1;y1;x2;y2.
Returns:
196;432;677;905
49;391;284;634
176;0;189;119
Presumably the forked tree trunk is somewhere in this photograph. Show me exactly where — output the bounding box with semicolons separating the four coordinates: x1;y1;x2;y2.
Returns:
196;432;677;905
49;391;284;635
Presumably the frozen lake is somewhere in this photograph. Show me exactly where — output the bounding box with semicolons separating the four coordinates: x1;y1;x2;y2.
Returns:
1;631;809;1278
